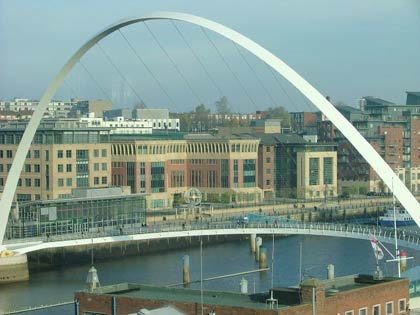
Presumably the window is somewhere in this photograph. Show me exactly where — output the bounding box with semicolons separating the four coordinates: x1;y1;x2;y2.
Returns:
0;177;3;186
102;163;107;171
0;150;2;158
66;178;72;187
373;305;380;315
34;150;40;159
94;163;99;171
359;308;367;315
58;164;63;172
34;164;40;173
25;164;31;173
345;311;354;315
101;176;107;184
6;150;12;158
66;164;72;172
7;164;12;172
57;150;63;158
66;150;72;158
399;299;406;313
25;178;31;187
386;301;393;315
93;149;99;157
266;146;271;152
94;177;99;185
309;157;320;185
34;178;41;187
266;179;270;185
101;149;107;157
266;157;271;163
266;168;271;174
0;164;3;172
58;178;64;187
323;157;333;185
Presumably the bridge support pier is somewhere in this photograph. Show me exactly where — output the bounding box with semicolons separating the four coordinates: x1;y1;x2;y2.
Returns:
0;253;29;284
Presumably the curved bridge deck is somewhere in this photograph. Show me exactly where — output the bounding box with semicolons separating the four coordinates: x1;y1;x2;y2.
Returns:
6;221;420;254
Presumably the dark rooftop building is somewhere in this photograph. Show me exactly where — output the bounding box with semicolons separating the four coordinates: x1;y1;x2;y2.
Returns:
75;274;409;315
407;91;420;105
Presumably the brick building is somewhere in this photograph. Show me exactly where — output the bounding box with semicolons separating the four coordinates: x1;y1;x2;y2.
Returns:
75;274;409;315
110;133;262;209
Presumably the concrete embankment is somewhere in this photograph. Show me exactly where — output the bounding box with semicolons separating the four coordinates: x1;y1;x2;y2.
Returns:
27;234;246;272
0;254;29;284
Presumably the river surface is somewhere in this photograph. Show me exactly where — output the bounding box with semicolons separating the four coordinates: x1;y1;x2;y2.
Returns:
1;234;419;313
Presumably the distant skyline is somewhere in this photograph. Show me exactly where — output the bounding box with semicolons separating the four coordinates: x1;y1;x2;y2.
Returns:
0;0;419;113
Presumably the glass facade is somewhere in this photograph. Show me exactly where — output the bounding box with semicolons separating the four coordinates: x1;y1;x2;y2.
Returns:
323;157;333;185
7;194;147;239
221;159;229;188
309;157;320;185
151;161;165;193
243;159;256;187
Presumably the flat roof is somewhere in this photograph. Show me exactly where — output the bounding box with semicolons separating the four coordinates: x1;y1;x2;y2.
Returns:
81;275;406;310
83;283;289;310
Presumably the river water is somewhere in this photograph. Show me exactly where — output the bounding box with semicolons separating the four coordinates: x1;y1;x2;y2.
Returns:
0;234;419;313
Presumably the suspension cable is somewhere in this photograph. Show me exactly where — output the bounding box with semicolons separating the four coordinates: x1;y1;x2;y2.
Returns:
118;29;179;110
78;60;113;101
233;43;278;106
144;22;203;106
170;20;225;98
200;27;257;108
96;42;145;105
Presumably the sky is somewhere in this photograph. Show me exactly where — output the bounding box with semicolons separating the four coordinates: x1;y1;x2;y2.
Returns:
0;0;419;113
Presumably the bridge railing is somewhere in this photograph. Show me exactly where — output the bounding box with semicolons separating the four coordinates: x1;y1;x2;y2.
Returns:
6;219;420;248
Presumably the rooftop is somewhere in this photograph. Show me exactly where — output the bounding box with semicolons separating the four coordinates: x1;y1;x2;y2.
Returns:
80;274;405;311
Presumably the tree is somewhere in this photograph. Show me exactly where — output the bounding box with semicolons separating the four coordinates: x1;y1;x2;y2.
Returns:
133;101;147;109
215;96;230;115
194;104;210;131
266;105;291;127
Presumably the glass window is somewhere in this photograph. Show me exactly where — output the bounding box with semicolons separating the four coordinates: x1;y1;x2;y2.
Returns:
0;164;3;172
102;163;107;171
25;178;31;187
94;163;99;171
323;157;333;185
373;305;380;315
266;157;271;163
359;308;367;315
345;311;353;315
66;150;72;158
309;157;320;185
58;164;63;172
34;178;41;187
6;150;12;159
34;164;40;173
66;178;72;187
101;176;107;185
66;164;72;172
386;302;393;315
34;150;40;159
399;299;406;312
25;164;31;172
57;150;63;158
93;149;99;157
101;149;107;157
94;177;99;185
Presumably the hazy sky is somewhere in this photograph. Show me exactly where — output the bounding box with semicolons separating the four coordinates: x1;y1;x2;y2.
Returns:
0;0;419;113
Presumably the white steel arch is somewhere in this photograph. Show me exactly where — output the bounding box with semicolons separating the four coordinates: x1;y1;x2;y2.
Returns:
1;11;420;245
